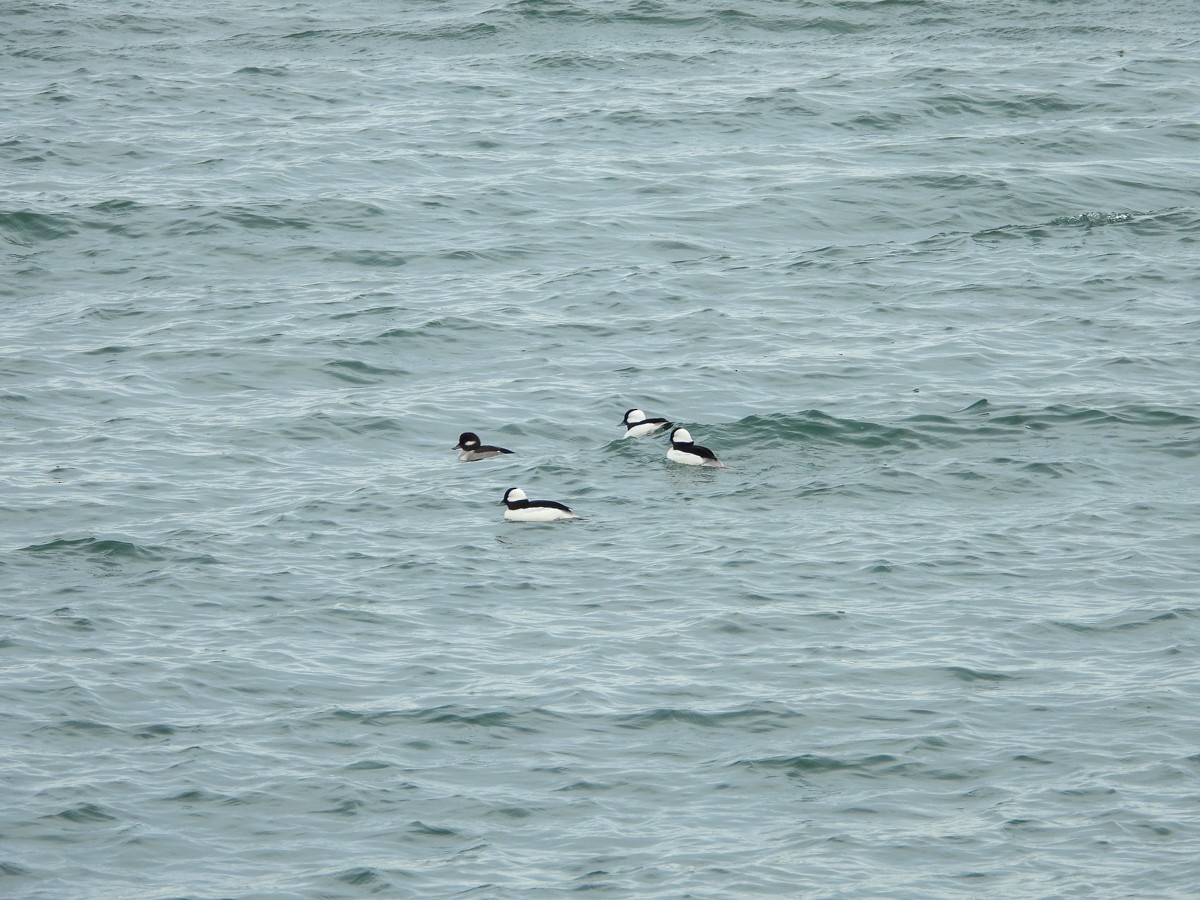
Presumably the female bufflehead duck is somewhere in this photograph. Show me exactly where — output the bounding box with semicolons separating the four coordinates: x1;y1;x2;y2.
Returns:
666;427;725;467
500;487;580;522
621;408;673;438
455;431;513;462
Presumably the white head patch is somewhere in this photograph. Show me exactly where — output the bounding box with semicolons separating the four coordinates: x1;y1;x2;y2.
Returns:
672;428;692;443
625;408;646;424
504;487;527;503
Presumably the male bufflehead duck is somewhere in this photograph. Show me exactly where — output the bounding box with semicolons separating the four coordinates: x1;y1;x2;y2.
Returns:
500;487;580;522
621;407;673;438
455;431;513;462
666;427;725;467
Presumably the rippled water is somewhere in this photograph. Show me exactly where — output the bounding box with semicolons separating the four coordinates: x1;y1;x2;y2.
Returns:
3;1;1199;897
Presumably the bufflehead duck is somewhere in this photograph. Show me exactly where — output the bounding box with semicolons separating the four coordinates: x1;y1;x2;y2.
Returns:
621;407;673;438
500;487;580;522
666;427;725;467
455;431;513;462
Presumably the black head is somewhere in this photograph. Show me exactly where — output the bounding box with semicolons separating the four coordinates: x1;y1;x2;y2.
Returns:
455;431;480;450
669;427;695;445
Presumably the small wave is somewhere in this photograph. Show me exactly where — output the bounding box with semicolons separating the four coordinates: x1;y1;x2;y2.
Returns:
718;411;941;451
614;706;803;730
17;536;217;569
420;707;535;730
906;402;1198;452
325;249;409;268
88;198;139;214
493;0;882;31
138;199;388;240
710;6;884;34
409;821;461;837
221;207;314;231
234;65;288;77
328;704;553;732
46;803;119;824
420;21;500;40
499;0;700;26
19;537;166;562
1040;607;1198;636
494;0;622;25
0;209;78;244
378;316;486;343
36;719;123;738
528;50;616;71
136;723;178;739
164;788;231;804
940;665;1017;683
973;208;1197;242
322;359;408;384
970;402;1198;431
329;302;403;322
340;759;392;772
335;867;388;887
731;753;897;776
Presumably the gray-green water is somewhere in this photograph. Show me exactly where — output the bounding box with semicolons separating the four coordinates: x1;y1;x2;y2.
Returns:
3;1;1199;896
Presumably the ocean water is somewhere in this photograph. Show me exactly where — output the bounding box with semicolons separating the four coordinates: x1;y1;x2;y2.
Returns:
3;0;1199;896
